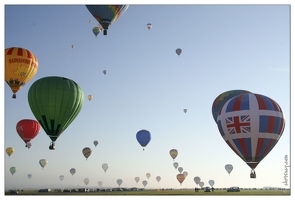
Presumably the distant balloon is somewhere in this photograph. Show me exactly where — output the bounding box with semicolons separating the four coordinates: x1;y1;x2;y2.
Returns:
16;119;40;148
10;167;17;175
212;89;251;123
142;180;148;187
194;176;201;185
92;27;101;37
176;174;185;185
146;173;151;179
175;48;182;56
209;180;215;187
89;20;92;23
173;162;179;169
84;178;89;186
59;175;64;181
39;159;48;169
117;179;123;187
135;177;140;183
183;109;187;113
82;147;92;160
5;47;38;99
183;171;188;178
147;23;152;30
169;149;178;161
6;147;14;157
199;182;204;188
70;168;76;176
156;176;161;182
102;163;109;173
98;181;102;187
27;174;32;179
93;140;98;147
178;167;183;174
86;5;129;35
225;164;233;175
71;45;75;48
217;93;285;178
136;129;151;150
103;70;107;75
88;95;93;101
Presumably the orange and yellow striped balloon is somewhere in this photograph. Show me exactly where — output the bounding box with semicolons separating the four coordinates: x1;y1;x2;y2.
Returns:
5;47;38;98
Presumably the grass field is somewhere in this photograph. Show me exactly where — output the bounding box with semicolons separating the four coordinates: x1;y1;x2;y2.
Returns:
5;189;290;196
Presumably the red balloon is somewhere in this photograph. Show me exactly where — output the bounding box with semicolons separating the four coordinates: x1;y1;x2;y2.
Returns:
16;119;40;146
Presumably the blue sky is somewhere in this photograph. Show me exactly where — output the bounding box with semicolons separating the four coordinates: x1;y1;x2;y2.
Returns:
2;1;293;195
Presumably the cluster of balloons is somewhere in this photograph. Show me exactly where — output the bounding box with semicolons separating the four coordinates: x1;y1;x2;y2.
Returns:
212;90;285;178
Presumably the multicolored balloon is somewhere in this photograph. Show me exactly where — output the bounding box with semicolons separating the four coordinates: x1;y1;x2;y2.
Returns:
6;147;14;157
169;149;178;161
147;23;152;30
28;76;84;150
88;95;93;101
82;147;92;160
176;174;185;185
136;129;151;151
212;89;251;123
217;93;285;178
86;5;129;35
16;119;40;148
92;27;101;37
5;47;38;98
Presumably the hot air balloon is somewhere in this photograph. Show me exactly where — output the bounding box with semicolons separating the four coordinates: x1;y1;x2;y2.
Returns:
183;109;187;113
10;167;17;175
16;119;40;148
156;176;161;182
225;164;233;175
147;23;152;30
6;147;14;157
117;179;123;187
146;173;151;179
217;93;285;178
59;175;64;181
142;180;148;187
88;95;93;101
92;26;101;37
102;163;109;173
136;129;151;151
194;176;201;185
178;167;183;174
135;177;140;183
176;174;185;185
71;45;75;48
89;20;92;23
5;47;38;99
103;70;107;75
27;174;32;179
93;140;98;147
175;48;182;56
70;168;76;176
199;182;204;188
86;5;129;35
209;180;215;187
39;159;48;170
169;149;178;161
28;76;84;150
173;162;179;169
212;89;251;123
82;147;92;160
84;178;89;186
98;181;102;187
183;171;188;178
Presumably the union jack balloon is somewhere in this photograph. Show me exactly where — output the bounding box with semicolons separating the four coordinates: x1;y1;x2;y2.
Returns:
217;93;285;177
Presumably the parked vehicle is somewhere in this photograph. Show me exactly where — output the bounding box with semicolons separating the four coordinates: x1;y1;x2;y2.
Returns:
227;187;240;192
204;187;211;192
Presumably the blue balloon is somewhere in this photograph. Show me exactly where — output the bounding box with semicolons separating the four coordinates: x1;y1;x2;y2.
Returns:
136;129;151;150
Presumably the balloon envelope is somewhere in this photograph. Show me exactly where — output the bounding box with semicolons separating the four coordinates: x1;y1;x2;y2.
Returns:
27;174;32;179
70;168;76;176
194;176;201;185
59;175;64;181
183;109;187;113
98;181;102;186
102;163;109;172
147;23;152;30
86;5;129;35
178;167;183;173
93;140;98;147
103;70;107;75
28;76;84;147
16;119;40;147
82;147;92;160
225;164;233;175
199;182;204;188
92;26;100;37
84;178;89;185
169;149;178;160
156;176;161;182
217;93;285;170
175;48;182;56
10;167;17;175
212;89;250;123
173;162;179;169
209;180;215;187
135;177;140;183
6;147;14;157
5;47;38;98
146;173;151;179
176;174;185;185
88;95;93;101
39;159;48;169
117;179;123;186
136;129;151;150
183;171;188;178
142;180;148;187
